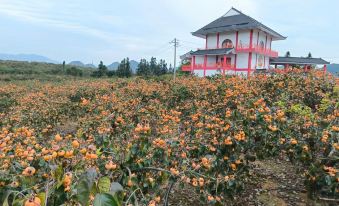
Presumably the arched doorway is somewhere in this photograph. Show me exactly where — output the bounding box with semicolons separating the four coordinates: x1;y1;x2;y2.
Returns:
222;39;233;48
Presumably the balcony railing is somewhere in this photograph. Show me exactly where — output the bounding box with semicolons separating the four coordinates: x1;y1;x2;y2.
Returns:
237;44;278;57
182;64;235;71
182;65;191;71
196;45;278;57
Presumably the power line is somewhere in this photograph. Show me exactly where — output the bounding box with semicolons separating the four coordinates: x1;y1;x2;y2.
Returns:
151;42;173;53
180;40;201;46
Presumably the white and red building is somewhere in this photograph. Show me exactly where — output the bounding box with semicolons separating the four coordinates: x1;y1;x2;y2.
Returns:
181;8;329;76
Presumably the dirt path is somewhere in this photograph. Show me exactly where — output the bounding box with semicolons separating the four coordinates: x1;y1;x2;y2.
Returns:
169;158;333;206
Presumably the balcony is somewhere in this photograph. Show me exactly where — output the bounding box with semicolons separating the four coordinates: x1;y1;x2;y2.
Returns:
236;44;278;57
196;45;278;57
182;63;236;72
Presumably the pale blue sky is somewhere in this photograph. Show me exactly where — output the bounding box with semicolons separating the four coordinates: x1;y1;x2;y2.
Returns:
0;0;338;65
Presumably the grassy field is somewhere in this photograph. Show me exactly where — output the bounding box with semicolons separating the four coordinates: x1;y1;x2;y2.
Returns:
0;71;338;206
0;60;95;81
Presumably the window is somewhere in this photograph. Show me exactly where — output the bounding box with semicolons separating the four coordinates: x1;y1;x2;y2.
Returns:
259;40;265;50
257;55;264;69
222;39;233;48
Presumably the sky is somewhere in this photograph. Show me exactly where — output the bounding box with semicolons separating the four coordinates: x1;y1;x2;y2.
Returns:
0;0;338;65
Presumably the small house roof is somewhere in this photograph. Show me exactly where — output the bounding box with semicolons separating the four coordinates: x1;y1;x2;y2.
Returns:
191;48;234;56
180;51;193;60
270;57;330;65
192;8;286;41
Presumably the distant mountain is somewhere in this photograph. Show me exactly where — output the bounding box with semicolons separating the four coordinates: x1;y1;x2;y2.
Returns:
130;60;138;73
108;62;120;70
85;64;96;69
0;53;58;64
327;64;339;76
68;61;85;67
68;61;96;69
108;60;138;73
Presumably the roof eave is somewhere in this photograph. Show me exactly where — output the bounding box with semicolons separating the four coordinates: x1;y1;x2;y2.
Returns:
258;26;286;41
272;36;287;41
191;32;206;39
191;48;234;56
270;57;330;65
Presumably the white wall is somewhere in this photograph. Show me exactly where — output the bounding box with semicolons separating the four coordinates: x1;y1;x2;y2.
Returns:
207;34;217;49
268;36;272;50
253;30;267;48
207;56;216;65
251;53;257;69
193;70;204;77
265;56;270;68
205;70;220;76
252;31;258;46
238;31;250;48
195;56;204;65
237;71;248;76
237;53;249;69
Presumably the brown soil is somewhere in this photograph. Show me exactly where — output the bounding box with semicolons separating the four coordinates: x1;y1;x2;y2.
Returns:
168;158;334;206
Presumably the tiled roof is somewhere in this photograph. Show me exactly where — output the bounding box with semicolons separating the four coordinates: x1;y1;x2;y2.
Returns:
191;48;234;56
192;8;286;40
270;57;330;65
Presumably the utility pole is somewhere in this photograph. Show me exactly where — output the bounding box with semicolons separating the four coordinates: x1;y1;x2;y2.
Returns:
170;38;179;81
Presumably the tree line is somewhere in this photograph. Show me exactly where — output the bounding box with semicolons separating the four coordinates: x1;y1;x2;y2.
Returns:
91;57;173;78
285;51;313;58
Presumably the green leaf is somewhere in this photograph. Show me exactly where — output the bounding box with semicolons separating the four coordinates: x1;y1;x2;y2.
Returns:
91;184;98;196
76;168;98;206
98;176;111;193
12;199;25;206
37;192;46;206
110;182;123;194
2;190;11;206
51;165;64;188
93;193;119;206
325;175;332;185
96;148;103;156
51;186;67;206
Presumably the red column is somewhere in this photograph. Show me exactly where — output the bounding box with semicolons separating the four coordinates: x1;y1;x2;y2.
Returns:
234;54;237;71
264;35;268;68
324;64;327;73
248;30;254;76
223;55;226;75
205;35;208;49
203;55;207;77
192;56;196;74
248;53;252;76
235;31;239;71
250;30;254;49
217;33;220;49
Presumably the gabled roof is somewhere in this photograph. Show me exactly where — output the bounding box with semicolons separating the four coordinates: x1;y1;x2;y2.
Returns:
191;48;233;56
192;8;286;41
270;57;330;65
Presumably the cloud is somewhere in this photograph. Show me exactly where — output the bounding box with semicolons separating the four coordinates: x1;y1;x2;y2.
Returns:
0;0;125;43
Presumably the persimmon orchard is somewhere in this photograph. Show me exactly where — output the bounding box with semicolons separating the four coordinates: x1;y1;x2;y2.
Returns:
0;71;338;205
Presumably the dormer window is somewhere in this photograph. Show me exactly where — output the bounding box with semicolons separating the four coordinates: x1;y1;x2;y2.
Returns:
222;39;233;48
